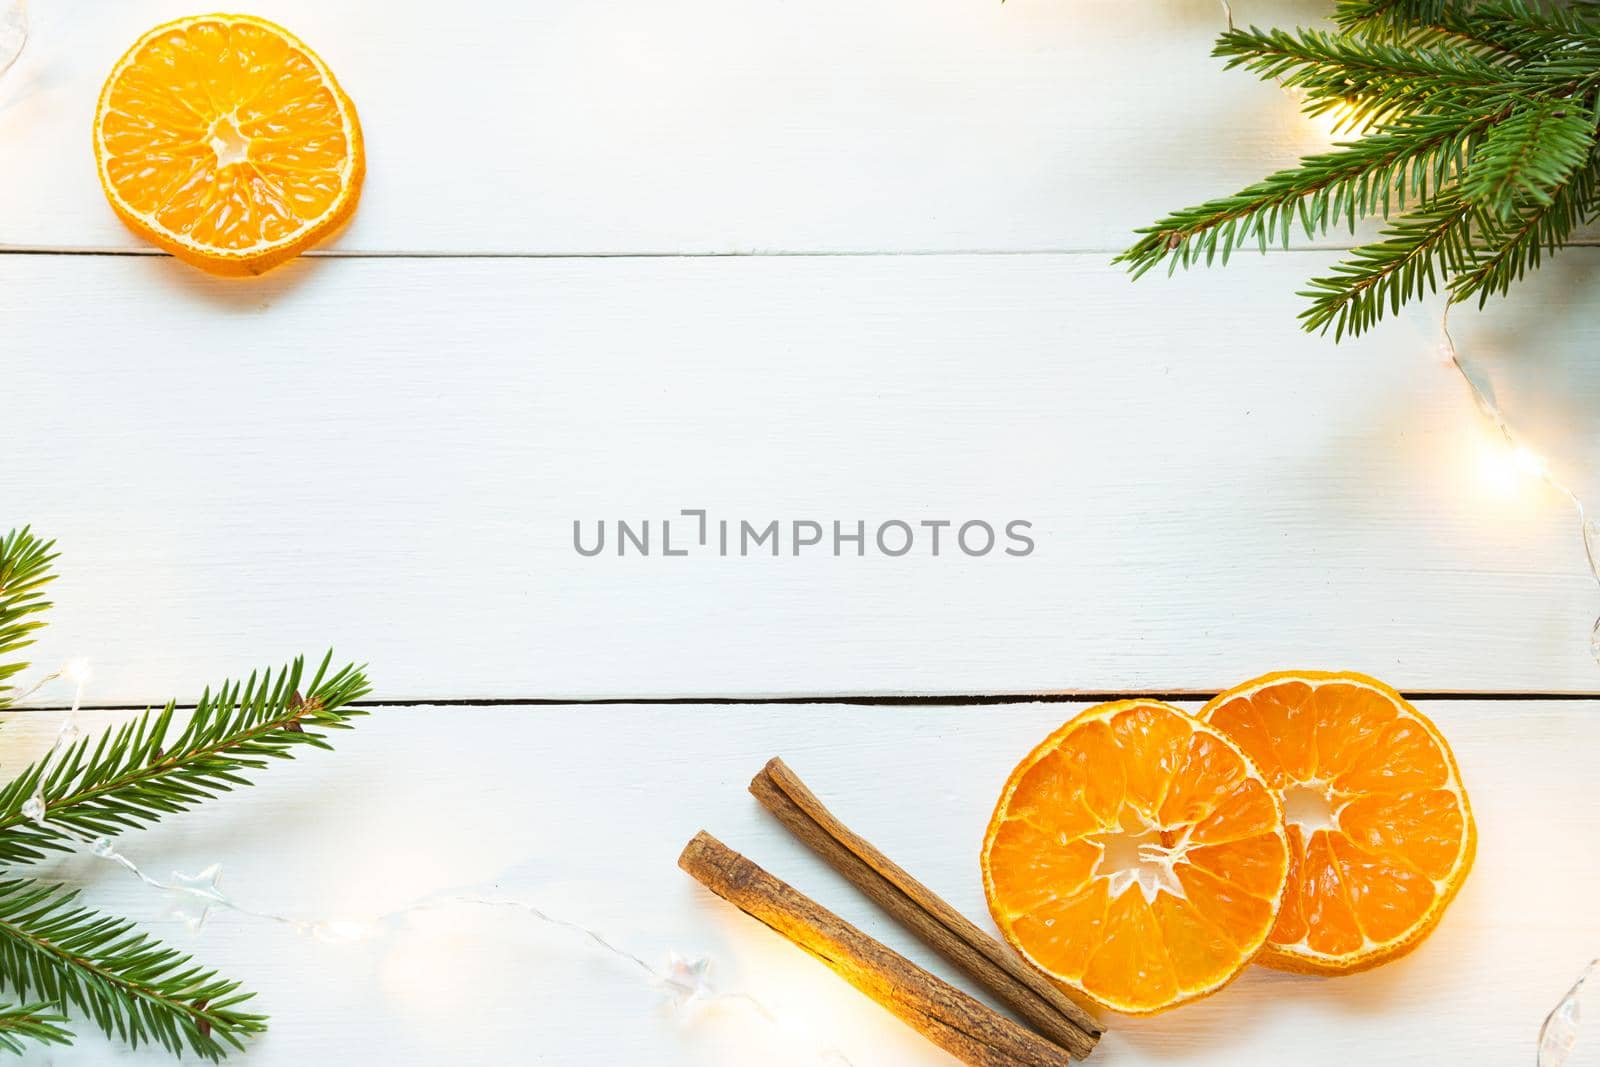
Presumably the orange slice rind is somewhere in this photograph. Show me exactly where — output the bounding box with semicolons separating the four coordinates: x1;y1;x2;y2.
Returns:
1200;670;1476;975
93;14;364;276
982;700;1290;1015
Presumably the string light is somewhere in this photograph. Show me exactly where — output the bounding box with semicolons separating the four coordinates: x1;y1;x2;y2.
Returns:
0;0;24;80
6;655;92;711
9;657;857;1063
1213;1;1600;667
1219;2;1600;1051
6;666;62;706
84;852;860;1064
8;16;1592;1060
2;663;872;1063
1539;958;1598;1067
61;657;91;712
1439;306;1600;665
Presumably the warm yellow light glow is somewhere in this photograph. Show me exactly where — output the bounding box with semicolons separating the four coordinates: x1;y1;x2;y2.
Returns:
62;658;92;685
1303;98;1363;142
378;912;486;1018
1479;438;1551;497
1512;445;1549;479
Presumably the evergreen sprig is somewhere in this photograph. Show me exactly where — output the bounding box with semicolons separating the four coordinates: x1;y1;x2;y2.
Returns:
1460;99;1597;217
1119;0;1600;337
0;879;264;1059
0;655;371;868
1214;25;1511;129
1335;0;1452;37
0;1002;71;1054
1299;188;1477;335
0;527;369;1058
1120;109;1495;277
0;528;58;707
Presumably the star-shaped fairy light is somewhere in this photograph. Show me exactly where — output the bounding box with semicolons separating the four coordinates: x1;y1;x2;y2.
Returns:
656;952;717;1012
167;864;228;932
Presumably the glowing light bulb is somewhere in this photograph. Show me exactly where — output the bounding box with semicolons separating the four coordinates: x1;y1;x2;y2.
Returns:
1300;98;1363;142
1512;446;1548;480
1478;439;1553;497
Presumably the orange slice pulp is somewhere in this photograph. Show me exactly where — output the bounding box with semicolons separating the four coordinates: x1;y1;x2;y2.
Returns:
1201;670;1476;974
94;14;364;276
982;701;1290;1015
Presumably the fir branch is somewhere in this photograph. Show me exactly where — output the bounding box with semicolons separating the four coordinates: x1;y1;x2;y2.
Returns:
1215;25;1513;129
1335;0;1453;38
0;533;370;1061
1468;0;1600;61
1391;19;1526;60
1125;0;1600;336
1461;99;1598;217
0;879;262;1060
1298;190;1477;338
1117;109;1493;276
0;1001;72;1054
1326;0;1595;56
1452;148;1600;303
0;654;371;867
0;529;58;708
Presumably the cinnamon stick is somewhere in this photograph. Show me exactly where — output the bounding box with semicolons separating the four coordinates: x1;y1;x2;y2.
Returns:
750;758;1100;1058
679;831;1073;1067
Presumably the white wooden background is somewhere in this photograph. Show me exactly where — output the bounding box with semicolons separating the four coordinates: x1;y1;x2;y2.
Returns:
2;1;1598;1064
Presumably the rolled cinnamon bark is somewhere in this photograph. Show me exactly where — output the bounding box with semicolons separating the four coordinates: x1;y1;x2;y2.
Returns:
678;831;1075;1067
750;757;1100;1058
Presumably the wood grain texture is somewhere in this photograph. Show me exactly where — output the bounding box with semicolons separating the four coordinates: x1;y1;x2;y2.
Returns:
5;251;1599;703
1;0;1354;256
3;4;1595;1066
0;699;1590;1065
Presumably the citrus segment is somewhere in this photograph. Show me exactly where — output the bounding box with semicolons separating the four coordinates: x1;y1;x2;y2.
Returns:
1201;671;1475;974
94;15;364;275
982;701;1289;1015
1150;892;1241;992
1081;891;1178;1009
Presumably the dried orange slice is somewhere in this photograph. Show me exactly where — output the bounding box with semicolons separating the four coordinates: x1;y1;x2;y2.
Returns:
1200;671;1475;975
982;701;1289;1015
93;14;364;276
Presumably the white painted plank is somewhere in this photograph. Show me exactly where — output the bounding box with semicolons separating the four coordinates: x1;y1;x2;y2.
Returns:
5;251;1600;703
1;700;1592;1065
0;0;1349;255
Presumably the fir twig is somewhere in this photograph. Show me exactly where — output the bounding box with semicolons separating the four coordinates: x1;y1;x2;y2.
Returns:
1121;0;1600;338
1215;25;1512;129
1469;1;1600;65
0;528;58;708
1334;0;1453;38
0;1001;72;1054
1299;190;1476;337
0;653;371;867
1453;152;1600;303
1117;109;1493;275
0;879;262;1060
1459;99;1597;218
0;528;372;1061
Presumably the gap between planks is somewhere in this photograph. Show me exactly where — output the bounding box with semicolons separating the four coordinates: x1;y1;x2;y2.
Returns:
9;690;1600;713
7;242;1600;262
